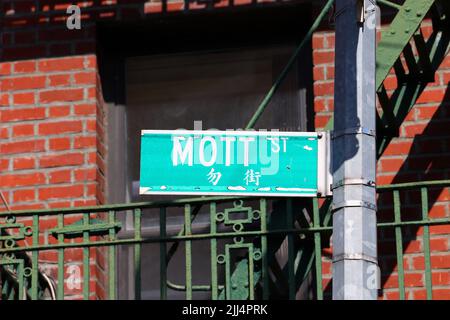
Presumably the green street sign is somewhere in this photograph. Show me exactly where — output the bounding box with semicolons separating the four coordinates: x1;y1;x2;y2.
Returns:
139;130;320;197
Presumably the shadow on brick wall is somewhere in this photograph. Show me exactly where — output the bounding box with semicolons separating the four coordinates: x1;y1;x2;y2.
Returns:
0;0;310;61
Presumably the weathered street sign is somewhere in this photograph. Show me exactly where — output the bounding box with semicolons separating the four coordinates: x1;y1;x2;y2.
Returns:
139;130;321;197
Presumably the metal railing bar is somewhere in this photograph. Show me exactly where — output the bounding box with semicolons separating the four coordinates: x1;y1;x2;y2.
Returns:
82;213;90;300
108;210;116;300
245;0;335;129
210;202;218;300
393;190;406;300
56;214;64;300
260;198;269;299
313;198;324;300
159;207;167;300
184;204;193;300
421;187;433;300
377;180;450;191
2;216;450;254
133;208;141;300
287;198;296;300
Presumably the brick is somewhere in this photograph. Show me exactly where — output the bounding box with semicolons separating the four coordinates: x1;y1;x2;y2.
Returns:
9;203;45;211
12;92;35;105
379;158;405;173
49;169;72;184
74;72;96;85
0;127;9;139
86;119;96;132
1;107;45;122
39;153;84;168
38;120;82;135
49;137;71;151
384;290;400;300
49;105;71;117
428;204;447;218
313;66;325;81
443;71;450;84
314;82;334;96
13;189;35;202
87;87;96;99
0;159;10;171
48;74;71;87
325;34;335;48
0;139;45;154
48;201;72;209
13;157;35;170
315;114;331;129
0;93;10;106
13;61;36;73
86;56;97;69
73;199;98;207
0;172;45;187
38;57;85;72
383;273;423;289
403;123;427;137
314;51;335;65
1;76;46;91
314;98;328;112
326;66;334;80
74;136;96;149
39;89;84;103
412;254;450;270
416;106;441;120
38;185;84;200
312;34;325;49
0;63;11;76
432;272;450;286
382;140;413;156
74;103;96;115
416;88;445;104
12;123;34;137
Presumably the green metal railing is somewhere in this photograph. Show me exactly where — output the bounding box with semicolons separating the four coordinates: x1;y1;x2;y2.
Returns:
0;180;449;300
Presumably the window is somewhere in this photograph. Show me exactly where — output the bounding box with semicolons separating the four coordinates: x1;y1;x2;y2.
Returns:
107;44;311;299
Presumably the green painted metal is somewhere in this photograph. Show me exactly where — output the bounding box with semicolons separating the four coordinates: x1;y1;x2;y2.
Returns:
184;204;193;300
393;190;405;300
134;208;141;300
57;214;64;300
159;207;167;300
421;187;433;300
1;180;449;300
323;0;450;159
83;213;90;300
376;0;435;90
260;198;269;299
286;199;295;300
108;210;117;300
210;202;218;300
312;198;323;300
50;218;121;238
245;0;335;129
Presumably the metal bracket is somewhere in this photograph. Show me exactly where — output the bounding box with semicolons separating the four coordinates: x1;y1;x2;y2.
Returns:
331;126;375;140
331;178;376;190
333;253;378;265
332;200;377;212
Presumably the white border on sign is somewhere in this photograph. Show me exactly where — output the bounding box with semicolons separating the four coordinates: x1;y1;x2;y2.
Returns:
140;129;319;197
139;190;318;197
141;129;318;138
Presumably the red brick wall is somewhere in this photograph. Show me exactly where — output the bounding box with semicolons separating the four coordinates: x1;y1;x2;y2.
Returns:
313;19;450;299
